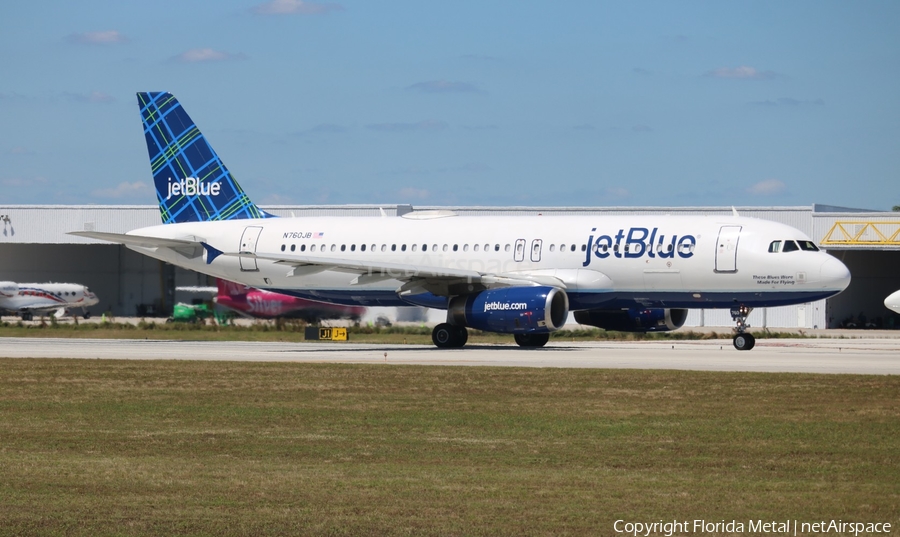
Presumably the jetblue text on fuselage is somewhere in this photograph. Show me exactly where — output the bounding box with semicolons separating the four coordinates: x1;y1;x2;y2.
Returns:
583;227;696;267
166;177;221;200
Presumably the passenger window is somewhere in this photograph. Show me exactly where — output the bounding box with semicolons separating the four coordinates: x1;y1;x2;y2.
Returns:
412;244;417;252
330;244;336;252
571;245;576;252
311;245;317;252
433;244;438;252
280;244;285;252
549;244;555;252
381;244;386;252
361;244;367;252
443;244;448;252
301;244;306;252
341;245;346;252
505;244;511;252
782;240;799;252
799;241;819;252
474;244;480;252
453;244;458;252
401;244;407;252
494;244;500;252
391;244;397;252
350;244;356;251
463;244;469;252
290;244;296;252
768;241;782;253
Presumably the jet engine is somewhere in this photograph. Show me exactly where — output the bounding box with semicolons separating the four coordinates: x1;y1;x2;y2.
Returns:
574;307;688;332
448;286;568;334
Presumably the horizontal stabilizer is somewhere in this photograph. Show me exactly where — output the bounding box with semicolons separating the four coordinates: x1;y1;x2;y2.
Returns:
68;231;200;248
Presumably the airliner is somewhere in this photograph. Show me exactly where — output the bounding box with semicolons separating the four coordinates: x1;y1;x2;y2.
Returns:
0;281;98;320
212;279;366;321
71;92;851;350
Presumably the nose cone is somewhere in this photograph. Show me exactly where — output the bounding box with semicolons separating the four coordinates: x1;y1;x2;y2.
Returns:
886;290;900;314
819;256;851;292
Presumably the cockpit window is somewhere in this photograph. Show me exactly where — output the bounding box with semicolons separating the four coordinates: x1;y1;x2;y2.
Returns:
782;240;799;252
768;240;782;253
798;240;819;252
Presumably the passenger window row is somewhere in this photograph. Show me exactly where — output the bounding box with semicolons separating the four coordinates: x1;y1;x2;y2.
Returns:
277;242;585;254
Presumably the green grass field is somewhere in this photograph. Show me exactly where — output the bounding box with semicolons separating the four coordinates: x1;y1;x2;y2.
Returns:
0;359;897;536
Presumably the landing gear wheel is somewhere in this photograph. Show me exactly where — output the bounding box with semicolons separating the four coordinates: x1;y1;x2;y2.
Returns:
21;312;33;321
514;333;550;348
730;304;755;351
432;323;467;348
733;333;755;351
83;312;91;319
454;325;468;347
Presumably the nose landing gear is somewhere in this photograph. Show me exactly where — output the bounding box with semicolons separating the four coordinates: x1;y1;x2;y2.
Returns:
730;305;755;351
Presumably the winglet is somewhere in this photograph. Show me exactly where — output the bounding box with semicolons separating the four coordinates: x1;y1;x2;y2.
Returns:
201;242;224;264
732;206;740;217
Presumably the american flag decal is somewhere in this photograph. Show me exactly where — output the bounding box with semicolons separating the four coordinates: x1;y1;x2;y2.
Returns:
313;232;324;238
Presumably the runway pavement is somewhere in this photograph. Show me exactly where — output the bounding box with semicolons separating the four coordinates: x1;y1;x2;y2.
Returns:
0;337;898;374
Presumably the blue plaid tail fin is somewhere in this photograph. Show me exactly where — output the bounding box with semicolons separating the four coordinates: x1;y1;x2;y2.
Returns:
137;92;274;224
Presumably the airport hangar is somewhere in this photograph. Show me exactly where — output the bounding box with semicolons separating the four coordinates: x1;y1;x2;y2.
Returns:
0;203;897;329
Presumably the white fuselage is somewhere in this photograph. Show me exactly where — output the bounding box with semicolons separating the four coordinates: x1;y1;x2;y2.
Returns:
121;213;850;311
0;282;99;314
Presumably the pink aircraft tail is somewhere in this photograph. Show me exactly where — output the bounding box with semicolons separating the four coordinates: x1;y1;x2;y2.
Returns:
217;278;250;298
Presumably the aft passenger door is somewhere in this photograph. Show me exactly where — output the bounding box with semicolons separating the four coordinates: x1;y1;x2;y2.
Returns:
239;226;263;271
715;225;741;273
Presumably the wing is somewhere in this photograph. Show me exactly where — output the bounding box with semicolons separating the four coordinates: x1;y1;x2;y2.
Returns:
233;250;567;297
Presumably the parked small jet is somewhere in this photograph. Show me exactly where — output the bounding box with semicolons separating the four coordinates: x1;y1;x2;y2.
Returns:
71;92;852;350
0;281;98;320
885;290;900;315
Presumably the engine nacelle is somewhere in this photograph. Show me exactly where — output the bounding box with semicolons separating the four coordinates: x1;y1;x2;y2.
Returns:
574;307;688;332
448;286;568;334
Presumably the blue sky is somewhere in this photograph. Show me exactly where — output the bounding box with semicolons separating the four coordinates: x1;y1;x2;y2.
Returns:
1;1;898;209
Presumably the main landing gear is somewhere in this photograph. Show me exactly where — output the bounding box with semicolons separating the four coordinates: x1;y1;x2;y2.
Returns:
432;323;468;348
514;333;550;348
730;305;755;351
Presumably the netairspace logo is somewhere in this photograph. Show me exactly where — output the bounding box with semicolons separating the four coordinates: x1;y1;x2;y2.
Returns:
613;519;893;537
484;301;528;313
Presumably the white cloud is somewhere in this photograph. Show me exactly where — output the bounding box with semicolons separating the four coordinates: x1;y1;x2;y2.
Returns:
91;181;153;200
749;97;825;107
68;30;128;45
367;120;448;132
408;80;482;94
398;187;430;200
705;66;777;80
746;179;786;195
172;48;247;63
64;91;116;104
252;0;343;15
